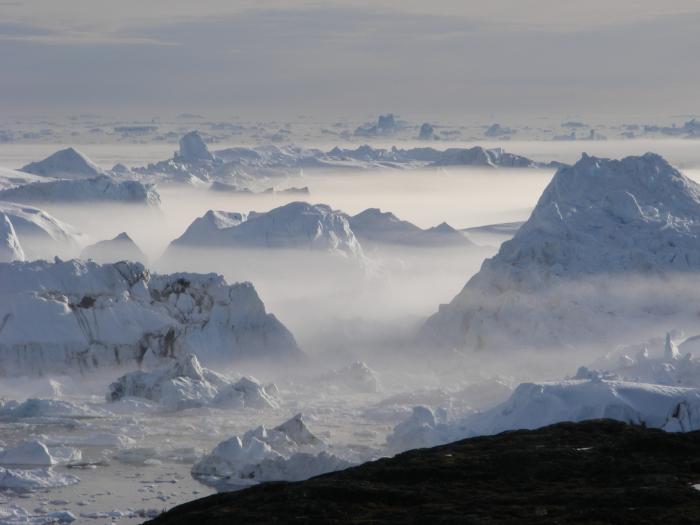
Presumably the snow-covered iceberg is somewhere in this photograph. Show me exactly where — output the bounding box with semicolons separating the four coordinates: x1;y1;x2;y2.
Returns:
0;167;51;191
422;153;700;351
0;175;160;206
348;208;471;248
80;232;147;264
177;130;214;163
130;131;551;187
192;413;351;486
166;202;365;260
0;440;80;467
0;213;24;262
0;259;301;376
0;504;76;524
107;353;280;410
20;147;106;179
0;467;80;492
0;201;81;259
387;378;700;454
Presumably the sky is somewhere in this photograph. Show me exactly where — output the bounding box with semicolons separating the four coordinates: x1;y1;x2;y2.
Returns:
0;0;699;120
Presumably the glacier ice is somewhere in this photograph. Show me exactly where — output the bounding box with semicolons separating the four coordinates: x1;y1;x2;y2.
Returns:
0;259;301;376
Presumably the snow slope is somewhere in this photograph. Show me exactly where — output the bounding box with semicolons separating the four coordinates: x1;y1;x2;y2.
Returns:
0;213;25;262
0;202;81;259
20;148;106;179
422;153;700;351
0;175;160;206
80;232;148;264
0;259;301;376
0;167;52;191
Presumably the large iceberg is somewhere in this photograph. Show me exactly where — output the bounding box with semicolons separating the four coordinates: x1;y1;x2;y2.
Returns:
130;131;551;187
177;130;214;163
20;147;106;179
422;153;700;351
387;378;700;454
0;175;161;206
0;259;301;376
0;440;80;467
0;201;81;259
107;353;280;410
348;208;471;248
80;232;148;264
166;202;365;260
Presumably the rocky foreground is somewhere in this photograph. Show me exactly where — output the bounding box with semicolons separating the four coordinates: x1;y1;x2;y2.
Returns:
146;420;700;524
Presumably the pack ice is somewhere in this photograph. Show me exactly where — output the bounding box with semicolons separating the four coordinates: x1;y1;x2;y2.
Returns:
0;259;301;376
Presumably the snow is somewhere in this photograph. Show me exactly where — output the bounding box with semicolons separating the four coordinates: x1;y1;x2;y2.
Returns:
0;175;160;206
0;440;80;467
107;353;280;410
0;259;301;376
0;202;81;259
422;153;700;351
192;413;351;485
20;148;106;180
80;232;147;264
167;202;365;260
0;214;24;262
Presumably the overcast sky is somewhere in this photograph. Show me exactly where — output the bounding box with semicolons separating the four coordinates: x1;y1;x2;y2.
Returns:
1;0;699;120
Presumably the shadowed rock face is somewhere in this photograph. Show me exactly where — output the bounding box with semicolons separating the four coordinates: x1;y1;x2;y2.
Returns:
146;419;700;525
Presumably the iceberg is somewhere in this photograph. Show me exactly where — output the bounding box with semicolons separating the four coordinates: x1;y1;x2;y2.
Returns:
0;259;301;376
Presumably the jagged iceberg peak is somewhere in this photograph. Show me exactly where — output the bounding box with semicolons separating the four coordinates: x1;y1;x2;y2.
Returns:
420;152;700;352
80;231;148;264
170;202;364;259
0;213;25;263
178;130;214;163
273;413;323;447
21;147;106;179
494;152;700;280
